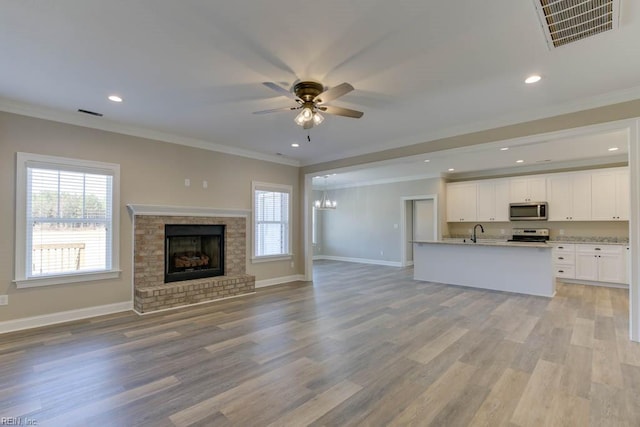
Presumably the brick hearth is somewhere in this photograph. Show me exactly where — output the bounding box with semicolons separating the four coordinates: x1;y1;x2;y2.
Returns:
132;213;255;313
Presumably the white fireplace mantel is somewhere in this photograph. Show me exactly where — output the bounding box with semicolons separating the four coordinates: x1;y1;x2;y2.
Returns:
126;204;250;218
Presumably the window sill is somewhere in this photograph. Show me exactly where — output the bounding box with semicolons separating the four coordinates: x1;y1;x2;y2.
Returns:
251;254;292;264
14;270;121;289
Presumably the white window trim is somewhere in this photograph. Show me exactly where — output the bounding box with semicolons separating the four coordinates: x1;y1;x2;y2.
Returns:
14;152;121;288
251;181;293;263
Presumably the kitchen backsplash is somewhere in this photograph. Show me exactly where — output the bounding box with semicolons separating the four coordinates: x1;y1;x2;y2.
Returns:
447;221;629;243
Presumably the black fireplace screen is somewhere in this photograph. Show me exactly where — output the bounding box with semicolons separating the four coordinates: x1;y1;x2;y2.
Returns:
165;224;225;283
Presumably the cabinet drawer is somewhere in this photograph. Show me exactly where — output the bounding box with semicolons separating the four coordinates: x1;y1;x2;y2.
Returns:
575;244;624;255
554;265;575;278
553;244;575;254
553;253;575;265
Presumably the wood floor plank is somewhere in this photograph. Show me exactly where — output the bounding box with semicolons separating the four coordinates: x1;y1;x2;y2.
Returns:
510;359;564;427
388;361;477;426
266;380;362;427
407;325;468;364
468;368;530;427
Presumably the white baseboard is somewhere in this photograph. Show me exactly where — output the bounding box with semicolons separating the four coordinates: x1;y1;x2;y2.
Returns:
255;274;306;288
0;301;133;335
313;255;402;267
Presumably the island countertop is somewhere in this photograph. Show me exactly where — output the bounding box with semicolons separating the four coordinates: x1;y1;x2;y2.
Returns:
412;239;550;249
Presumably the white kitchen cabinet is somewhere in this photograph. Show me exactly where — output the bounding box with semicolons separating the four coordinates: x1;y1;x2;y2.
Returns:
509;176;546;203
477;179;509;221
575;244;626;284
552;243;576;279
446;182;477;222
546;172;591;221
591;168;629;221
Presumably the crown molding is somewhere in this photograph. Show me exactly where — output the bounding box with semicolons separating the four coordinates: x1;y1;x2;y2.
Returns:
0;98;300;167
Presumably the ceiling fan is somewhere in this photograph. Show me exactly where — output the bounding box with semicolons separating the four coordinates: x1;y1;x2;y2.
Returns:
253;81;364;129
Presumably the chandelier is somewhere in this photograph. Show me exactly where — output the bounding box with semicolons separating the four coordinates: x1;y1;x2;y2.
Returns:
314;176;337;210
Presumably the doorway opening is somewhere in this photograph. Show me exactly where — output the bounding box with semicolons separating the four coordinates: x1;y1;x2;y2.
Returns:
401;195;439;267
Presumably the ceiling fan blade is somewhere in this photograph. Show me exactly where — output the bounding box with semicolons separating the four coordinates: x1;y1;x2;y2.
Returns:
253;106;299;115
262;82;298;100
319;105;364;119
314;82;354;104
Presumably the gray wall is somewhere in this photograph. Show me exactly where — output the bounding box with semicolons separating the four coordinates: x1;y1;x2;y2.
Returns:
316;178;445;262
0;111;301;322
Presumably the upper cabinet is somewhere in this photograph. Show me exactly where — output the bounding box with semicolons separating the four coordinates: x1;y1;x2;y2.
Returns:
509;177;546;203
546;172;591;221
477;179;510;221
446;166;628;223
446;182;477;222
591;168;629;221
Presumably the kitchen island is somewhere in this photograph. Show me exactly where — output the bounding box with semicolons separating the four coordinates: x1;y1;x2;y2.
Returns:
413;240;555;297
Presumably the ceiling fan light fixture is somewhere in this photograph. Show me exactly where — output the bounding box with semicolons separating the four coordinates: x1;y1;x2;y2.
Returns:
313;112;324;126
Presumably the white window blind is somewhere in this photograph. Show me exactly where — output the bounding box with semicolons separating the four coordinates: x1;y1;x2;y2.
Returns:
253;183;291;259
15;153;120;287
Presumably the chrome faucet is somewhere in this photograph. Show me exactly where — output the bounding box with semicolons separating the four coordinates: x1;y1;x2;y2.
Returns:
471;223;484;243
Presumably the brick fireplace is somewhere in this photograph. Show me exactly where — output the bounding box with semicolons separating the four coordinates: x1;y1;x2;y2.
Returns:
128;205;255;313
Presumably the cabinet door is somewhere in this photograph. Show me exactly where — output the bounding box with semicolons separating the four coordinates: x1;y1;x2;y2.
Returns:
616;170;629;220
528;177;547;202
477;181;496;221
547;175;572;220
571;173;592;221
493;180;510;221
591;171;618;220
447;183;477;222
509;178;530;203
509;177;546;202
598;253;625;284
575;253;598;281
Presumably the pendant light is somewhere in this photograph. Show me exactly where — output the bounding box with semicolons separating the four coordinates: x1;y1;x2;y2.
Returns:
314;176;337;210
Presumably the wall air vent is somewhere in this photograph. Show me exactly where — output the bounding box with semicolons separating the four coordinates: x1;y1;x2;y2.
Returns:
534;0;620;49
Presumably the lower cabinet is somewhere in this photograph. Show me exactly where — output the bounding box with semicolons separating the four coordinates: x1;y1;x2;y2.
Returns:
574;244;626;284
552;243;627;285
552;244;576;279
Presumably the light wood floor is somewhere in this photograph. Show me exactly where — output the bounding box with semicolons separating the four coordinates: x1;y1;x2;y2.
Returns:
2;260;640;426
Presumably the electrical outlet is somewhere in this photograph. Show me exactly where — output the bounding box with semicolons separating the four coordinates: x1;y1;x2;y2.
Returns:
380;250;384;256
500;229;505;235
0;295;8;305
290;261;294;268
393;223;398;229
559;229;565;236
184;178;190;187
202;180;208;189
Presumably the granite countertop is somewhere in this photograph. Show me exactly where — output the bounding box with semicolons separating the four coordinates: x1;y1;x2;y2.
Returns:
445;234;628;245
413;239;550;249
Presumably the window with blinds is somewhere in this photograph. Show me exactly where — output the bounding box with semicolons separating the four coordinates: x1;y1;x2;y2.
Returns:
252;182;292;259
15;153;120;287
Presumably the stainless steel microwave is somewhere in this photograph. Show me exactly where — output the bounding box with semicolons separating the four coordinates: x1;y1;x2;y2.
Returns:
509;202;548;221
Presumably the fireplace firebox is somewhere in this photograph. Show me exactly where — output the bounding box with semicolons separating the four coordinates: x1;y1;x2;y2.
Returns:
165;224;225;283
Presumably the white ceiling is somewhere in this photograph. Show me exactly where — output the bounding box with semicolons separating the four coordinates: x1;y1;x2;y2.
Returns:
1;1;640;169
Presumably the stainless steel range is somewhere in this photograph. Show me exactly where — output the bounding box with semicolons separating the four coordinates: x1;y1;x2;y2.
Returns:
508;228;549;243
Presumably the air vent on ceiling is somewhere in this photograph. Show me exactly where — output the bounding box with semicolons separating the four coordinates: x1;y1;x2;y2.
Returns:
534;0;620;49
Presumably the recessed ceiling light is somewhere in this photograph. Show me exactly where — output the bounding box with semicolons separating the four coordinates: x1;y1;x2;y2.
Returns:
516;159;524;163
608;147;619;151
500;147;509;151
108;95;123;103
291;143;299;148
423;159;430;163
448;168;455;172
525;75;541;84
